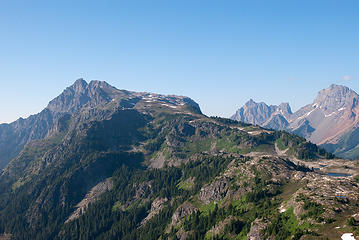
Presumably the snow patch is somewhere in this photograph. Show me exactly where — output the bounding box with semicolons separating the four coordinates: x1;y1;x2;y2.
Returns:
297;108;315;120
161;103;178;109
341;233;356;240
325;112;336;117
324;107;345;117
143;96;156;101
279;205;286;213
306;109;315;116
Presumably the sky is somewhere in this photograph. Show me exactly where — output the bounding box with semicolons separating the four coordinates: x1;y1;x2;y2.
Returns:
1;0;359;123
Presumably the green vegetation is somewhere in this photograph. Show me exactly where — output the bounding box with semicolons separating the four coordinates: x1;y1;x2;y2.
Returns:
347;217;357;226
0;107;338;240
210;116;250;127
174;170;285;240
112;201;122;211
296;194;325;221
274;131;335;160
182;138;213;155
266;207;308;240
177;178;194;191
276;138;287;150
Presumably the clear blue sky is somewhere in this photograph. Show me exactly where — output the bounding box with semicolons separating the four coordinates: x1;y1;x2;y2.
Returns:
1;0;359;123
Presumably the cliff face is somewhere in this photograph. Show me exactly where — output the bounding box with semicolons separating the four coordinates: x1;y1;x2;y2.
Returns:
231;99;291;129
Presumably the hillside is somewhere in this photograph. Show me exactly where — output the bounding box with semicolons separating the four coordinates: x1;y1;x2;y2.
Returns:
0;80;358;240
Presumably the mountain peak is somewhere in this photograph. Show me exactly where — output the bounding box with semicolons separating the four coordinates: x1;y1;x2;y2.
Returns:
71;78;88;92
47;79;114;113
244;99;257;107
319;84;351;96
232;99;277;126
73;78;87;85
89;80;112;88
278;102;292;115
314;84;358;111
329;83;348;89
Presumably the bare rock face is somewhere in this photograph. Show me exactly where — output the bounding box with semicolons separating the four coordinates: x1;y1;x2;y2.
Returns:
231;99;291;131
119;181;154;211
0;79;115;170
0;233;12;240
231;99;279;126
140;197;168;226
198;178;229;204
175;229;190;240
65;178;113;223
149;152;166;169
171;202;198;226
206;216;235;237
247;218;269;240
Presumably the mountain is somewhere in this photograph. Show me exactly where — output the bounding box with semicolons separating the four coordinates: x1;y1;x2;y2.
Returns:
0;79;201;170
0;80;358;240
231;100;292;130
232;84;359;159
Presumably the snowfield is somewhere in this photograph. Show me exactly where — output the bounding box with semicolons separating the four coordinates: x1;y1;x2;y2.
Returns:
342;233;356;240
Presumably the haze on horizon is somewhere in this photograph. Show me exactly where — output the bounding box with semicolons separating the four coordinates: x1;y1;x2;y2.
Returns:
1;0;358;123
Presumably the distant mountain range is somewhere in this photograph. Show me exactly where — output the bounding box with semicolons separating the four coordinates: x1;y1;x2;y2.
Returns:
231;84;359;159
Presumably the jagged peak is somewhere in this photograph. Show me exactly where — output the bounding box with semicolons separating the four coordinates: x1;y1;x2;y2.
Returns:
89;80;113;88
244;99;267;107
278;102;292;115
71;78;88;92
247;98;255;103
314;84;358;109
73;78;87;85
46;79;113;113
328;83;349;90
317;84;353;98
58;78;89;96
69;79;116;93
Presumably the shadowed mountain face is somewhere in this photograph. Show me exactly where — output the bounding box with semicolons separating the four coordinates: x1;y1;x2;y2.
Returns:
0;79;201;169
232;84;359;159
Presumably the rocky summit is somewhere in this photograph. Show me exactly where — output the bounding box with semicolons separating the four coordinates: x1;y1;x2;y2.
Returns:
0;79;201;170
232;84;359;159
0;80;358;240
